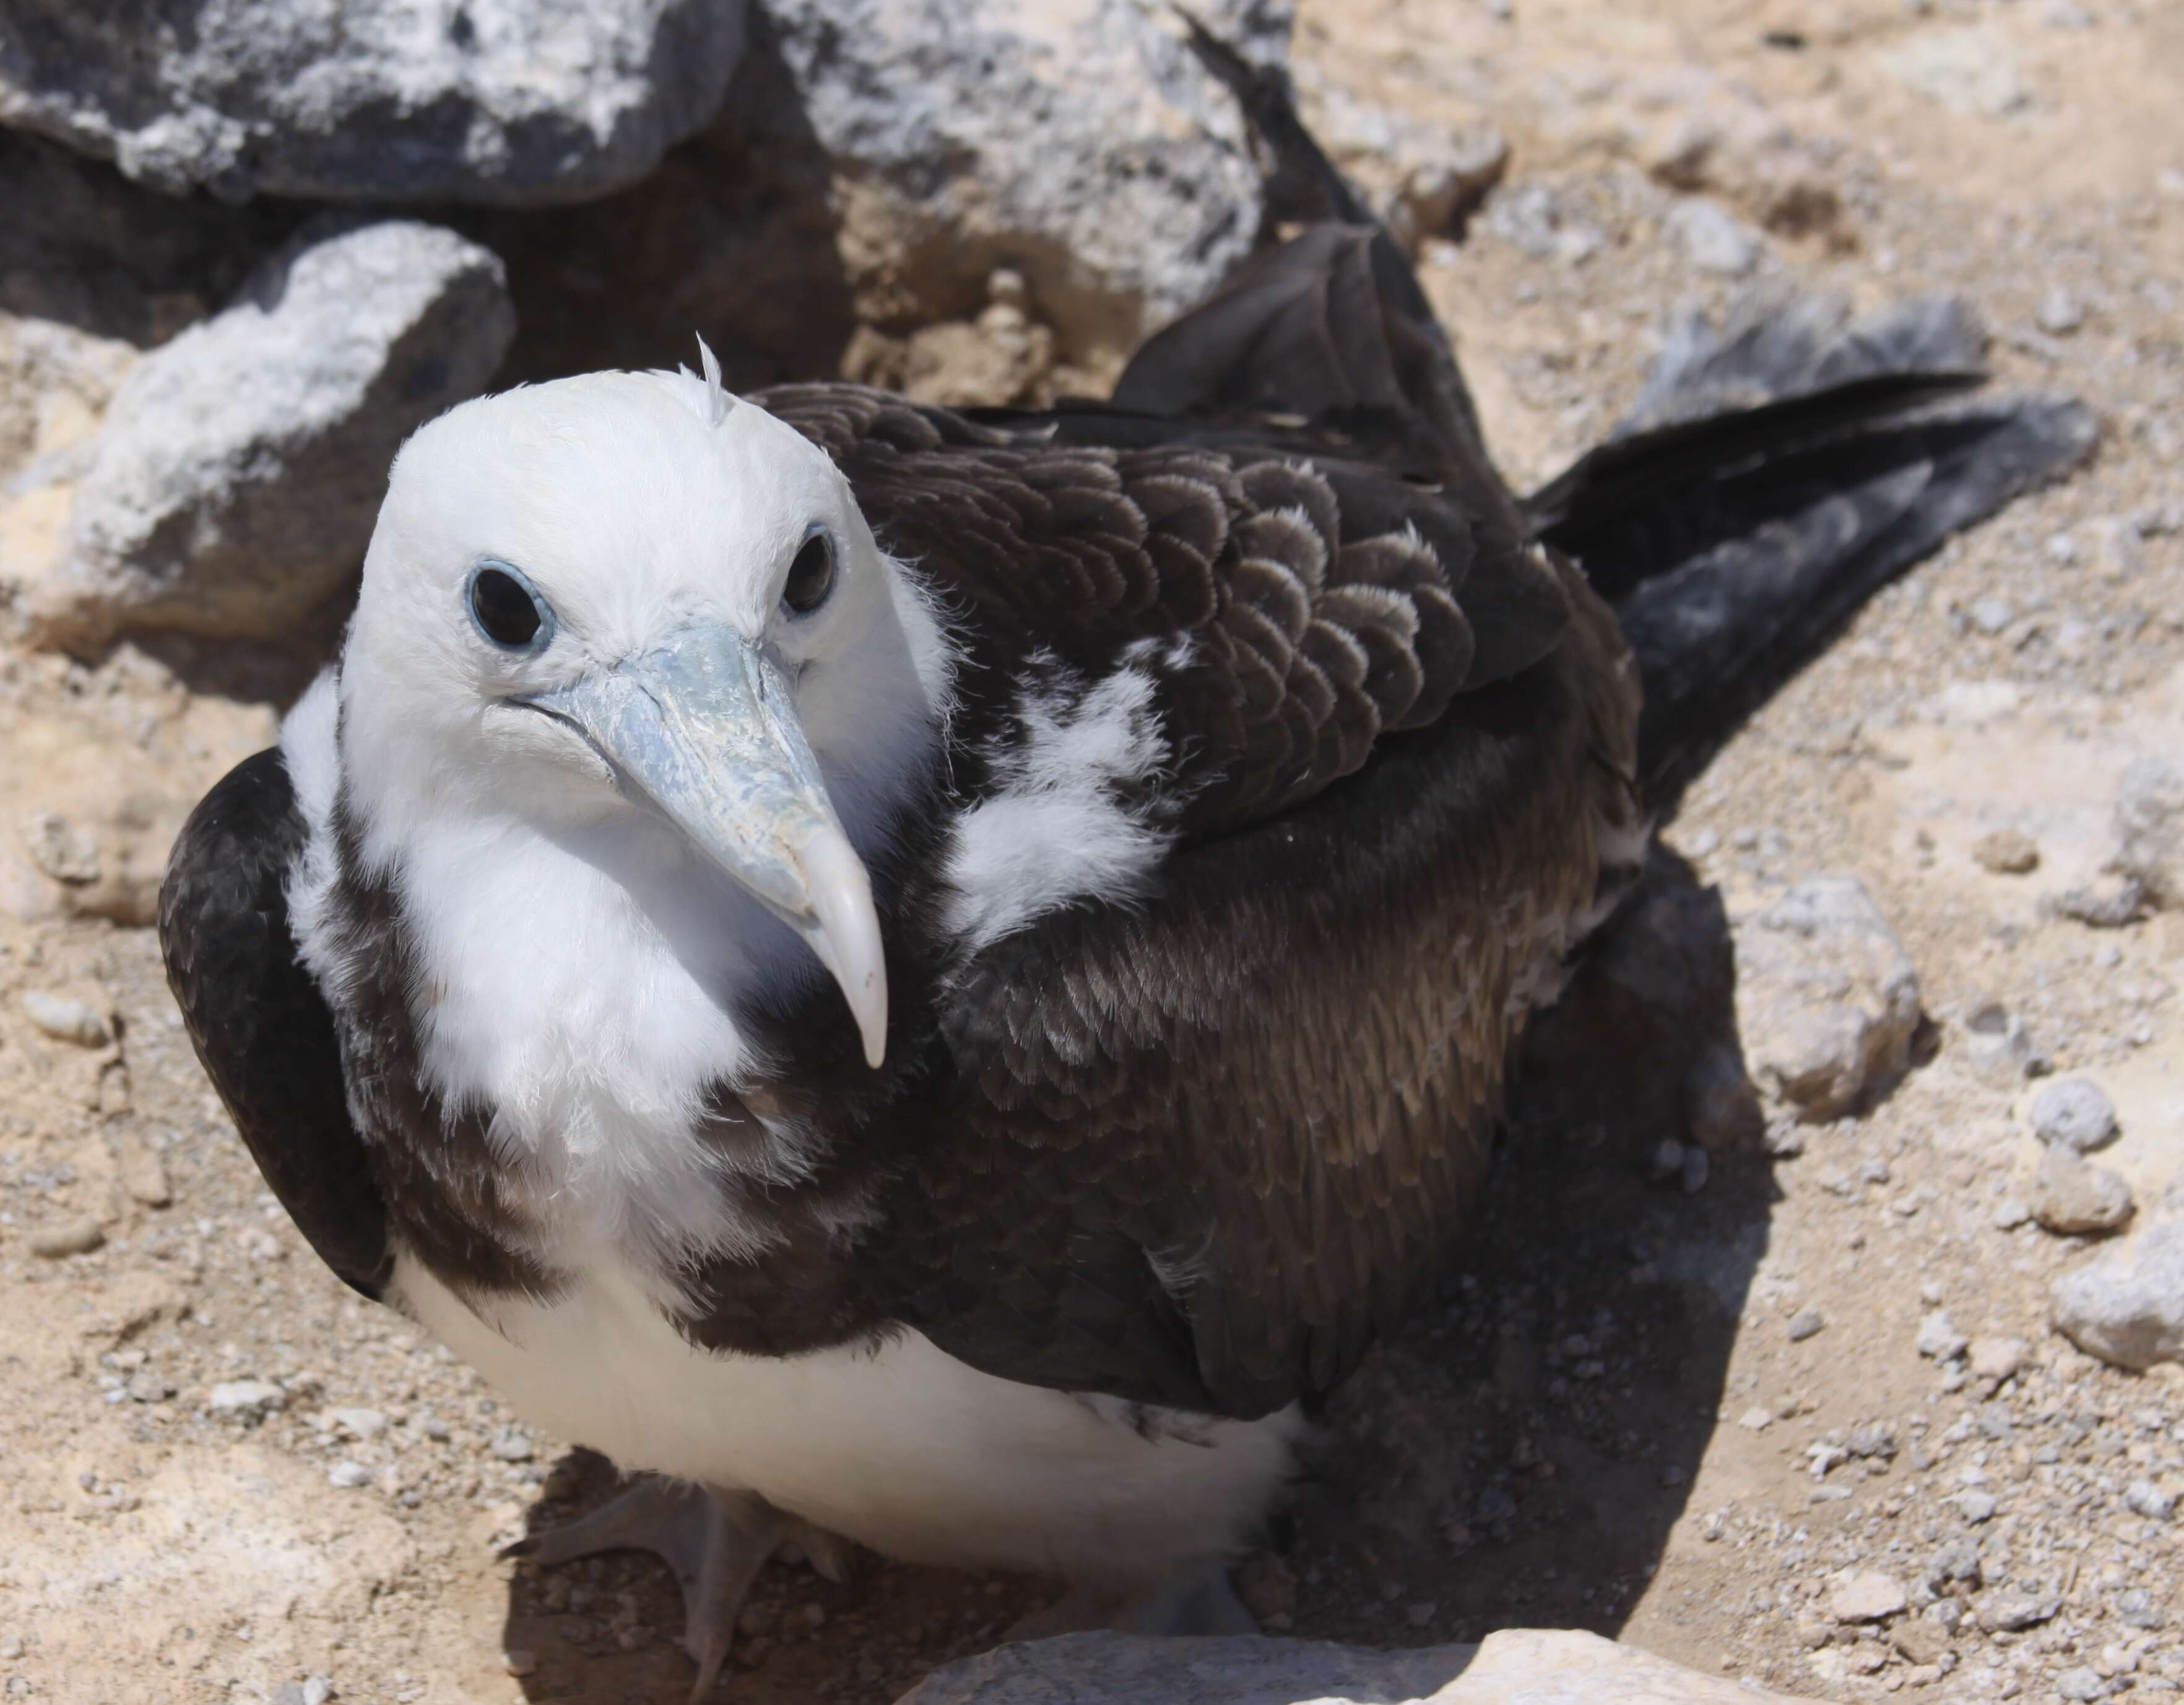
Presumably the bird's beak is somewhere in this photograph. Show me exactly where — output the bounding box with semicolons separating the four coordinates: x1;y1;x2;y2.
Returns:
521;627;888;1068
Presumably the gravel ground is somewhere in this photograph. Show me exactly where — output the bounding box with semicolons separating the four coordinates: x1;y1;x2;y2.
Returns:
0;2;2179;1703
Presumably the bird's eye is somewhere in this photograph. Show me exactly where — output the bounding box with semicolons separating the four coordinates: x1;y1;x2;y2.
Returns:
782;530;836;617
467;561;554;650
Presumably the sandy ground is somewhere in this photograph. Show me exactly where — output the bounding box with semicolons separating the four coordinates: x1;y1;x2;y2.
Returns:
1;2;2181;1702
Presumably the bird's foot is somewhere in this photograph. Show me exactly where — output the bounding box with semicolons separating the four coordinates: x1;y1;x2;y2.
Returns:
1005;1566;1258;1642
505;1475;808;1700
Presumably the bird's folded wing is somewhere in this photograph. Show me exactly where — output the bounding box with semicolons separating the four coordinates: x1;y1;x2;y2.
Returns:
158;749;393;1298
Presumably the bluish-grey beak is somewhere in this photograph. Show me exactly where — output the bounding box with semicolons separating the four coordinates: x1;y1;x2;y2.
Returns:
522;627;888;1068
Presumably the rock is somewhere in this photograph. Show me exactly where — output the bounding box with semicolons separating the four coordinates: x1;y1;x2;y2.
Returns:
0;0;747;205
111;1132;171;1208
1916;1310;1969;1360
1738;1407;1774;1431
20;810;100;884
30;219;514;647
762;0;1287;361
1891;1618;1951;1665
125;1371;174;1403
1965;1336;2029;1380
330;1407;388;1440
1665;198;1762;277
891;1627;1822;1704
28;1217;105;1258
490;1427;534;1462
1829;1571;1909;1623
1787;1307;1826;1342
2056;1668;2107;1703
2125;1480;2177;1520
1972;829;2040;874
19;990;110;1048
1956;1000;2047;1084
2036;287;2086;335
1485;183;1606;265
2111;758;2183;907
1974;1591;2059;1633
1731;877;1922;1122
326;1461;374;1490
1951;1490;1999;1524
1994;1198;2031;1230
2052;873;2146;928
1879;28;2032;119
2029;1148;2135;1236
207;1379;287;1421
2052;1220;2184;1370
2029;1077;2120;1152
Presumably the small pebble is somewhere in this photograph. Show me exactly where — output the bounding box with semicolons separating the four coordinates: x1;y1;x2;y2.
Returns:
20;991;110;1049
2036;287;2085;334
2029;1147;2135;1235
2124;1480;2175;1520
2029;1077;2119;1152
30;1218;106;1258
2056;1668;2107;1703
331;1407;389;1439
126;1371;174;1404
1952;1490;1999;1524
490;1427;534;1462
1738;1406;1774;1432
1787;1307;1826;1342
1916;1310;1969;1360
1966;1336;2028;1380
1969;597;2015;636
1831;1571;1909;1623
502;1651;539;1678
1972;829;2040;874
327;1461;373;1490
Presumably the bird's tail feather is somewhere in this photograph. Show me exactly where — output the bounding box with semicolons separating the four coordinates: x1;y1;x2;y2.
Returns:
1163;13;2093;809
1525;292;2095;803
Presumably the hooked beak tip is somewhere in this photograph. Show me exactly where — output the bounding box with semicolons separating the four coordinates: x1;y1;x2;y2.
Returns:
798;829;890;1070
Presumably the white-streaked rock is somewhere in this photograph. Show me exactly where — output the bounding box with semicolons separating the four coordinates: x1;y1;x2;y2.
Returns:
0;0;747;205
28;220;513;647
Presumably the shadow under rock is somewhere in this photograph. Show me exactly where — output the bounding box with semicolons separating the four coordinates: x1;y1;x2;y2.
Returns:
495;850;1780;1703
0;130;308;348
441;7;858;392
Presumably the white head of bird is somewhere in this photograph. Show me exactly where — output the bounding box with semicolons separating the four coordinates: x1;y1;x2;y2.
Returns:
332;345;951;1072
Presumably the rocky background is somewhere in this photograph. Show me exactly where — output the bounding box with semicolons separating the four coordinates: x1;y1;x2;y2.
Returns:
0;1;2181;1703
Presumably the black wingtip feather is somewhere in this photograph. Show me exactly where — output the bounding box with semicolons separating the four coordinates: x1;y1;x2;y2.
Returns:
1523;290;2094;806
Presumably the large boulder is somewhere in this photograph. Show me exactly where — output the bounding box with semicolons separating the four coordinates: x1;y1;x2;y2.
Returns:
25;218;514;648
0;0;747;205
765;0;1291;361
894;1628;1819;1705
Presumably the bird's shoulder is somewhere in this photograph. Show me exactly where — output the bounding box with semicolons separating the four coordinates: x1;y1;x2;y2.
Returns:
758;381;1573;840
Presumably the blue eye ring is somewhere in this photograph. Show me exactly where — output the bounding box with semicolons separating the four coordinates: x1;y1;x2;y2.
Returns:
466;558;557;652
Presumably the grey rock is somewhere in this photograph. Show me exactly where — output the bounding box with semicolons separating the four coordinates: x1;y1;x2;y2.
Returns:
2057;1668;2108;1703
1928;1539;1982;1585
30;219;514;647
326;1461;374;1490
1950;1490;1999;1524
1485;183;1606;265
125;1371;175;1403
893;1627;1819;1704
2052;1219;2184;1370
2125;1479;2176;1520
1828;1571;1908;1623
0;0;747;204
19;990;110;1048
2118;1588;2164;1629
1973;1591;2058;1633
2112;758;2184;907
1731;877;1922;1122
1915;1310;1969;1360
330;1407;389;1440
764;0;1288;358
1787;1307;1826;1342
20;811;100;884
2029;1076;2120;1152
2052;872;2147;928
207;1379;287;1420
2029;1147;2135;1236
1665;198;1762;277
1993;1198;2032;1230
2036;287;2086;334
1969;596;2014;635
490;1427;534;1462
